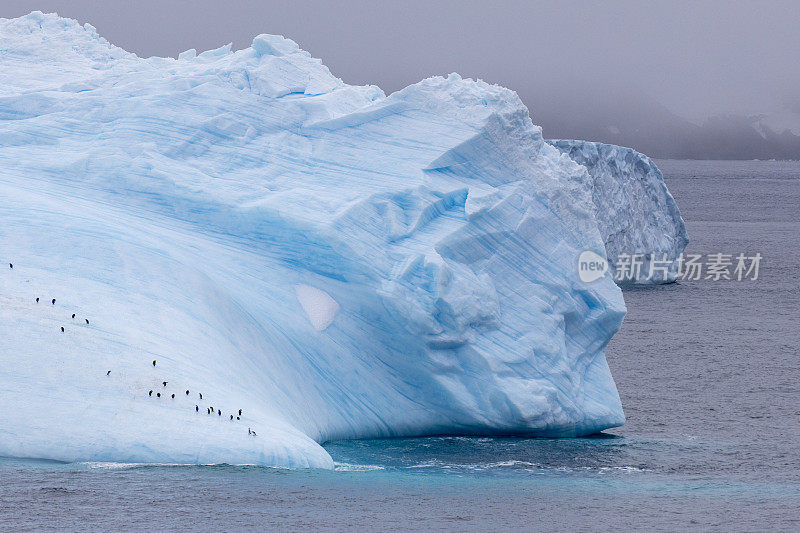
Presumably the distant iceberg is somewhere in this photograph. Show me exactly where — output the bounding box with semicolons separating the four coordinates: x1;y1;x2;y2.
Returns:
548;140;688;284
0;12;683;468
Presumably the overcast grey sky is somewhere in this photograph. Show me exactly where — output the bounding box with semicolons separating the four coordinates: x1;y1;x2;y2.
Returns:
4;1;800;121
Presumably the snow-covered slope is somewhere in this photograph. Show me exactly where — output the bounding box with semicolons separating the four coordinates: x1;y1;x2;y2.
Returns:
548;140;688;283
0;12;636;468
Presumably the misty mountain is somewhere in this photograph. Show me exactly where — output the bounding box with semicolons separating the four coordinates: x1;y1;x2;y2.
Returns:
526;88;800;160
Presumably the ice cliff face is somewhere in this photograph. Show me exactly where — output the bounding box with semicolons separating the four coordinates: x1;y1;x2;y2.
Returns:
548;140;688;283
0;12;681;468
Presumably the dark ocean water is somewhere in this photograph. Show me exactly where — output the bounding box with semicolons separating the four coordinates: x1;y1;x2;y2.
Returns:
1;160;798;531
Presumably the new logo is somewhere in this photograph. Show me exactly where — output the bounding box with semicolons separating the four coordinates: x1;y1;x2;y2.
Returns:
577;250;608;283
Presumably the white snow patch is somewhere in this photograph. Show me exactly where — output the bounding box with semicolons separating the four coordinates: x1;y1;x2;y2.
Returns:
295;284;340;331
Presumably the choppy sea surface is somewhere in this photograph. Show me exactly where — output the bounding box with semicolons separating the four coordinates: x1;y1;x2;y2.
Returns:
1;160;798;531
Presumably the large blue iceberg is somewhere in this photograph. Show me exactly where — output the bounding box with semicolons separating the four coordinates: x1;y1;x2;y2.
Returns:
0;13;684;468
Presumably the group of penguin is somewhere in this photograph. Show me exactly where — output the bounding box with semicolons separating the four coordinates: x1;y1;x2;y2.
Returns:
147;360;257;437
10;262;91;332
9;261;258;438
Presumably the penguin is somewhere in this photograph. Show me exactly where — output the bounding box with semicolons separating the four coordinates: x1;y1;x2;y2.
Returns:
162;381;167;387
35;298;39;303
252;431;257;437
157;392;161;398
149;390;153;397
207;408;210;414
60;327;64;332
85;319;89;325
236;416;240;420
106;370;111;376
238;409;242;416
199;393;203;400
210;406;213;412
9;263;12;269
248;428;251;435
72;314;75;319
218;410;221;416
230;415;233;420
185;390;189;396
196;405;199;412
152;360;156;367
51;299;55;305
171;393;175;399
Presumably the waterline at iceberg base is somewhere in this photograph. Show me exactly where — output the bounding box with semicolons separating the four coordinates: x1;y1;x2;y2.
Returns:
0;12;684;468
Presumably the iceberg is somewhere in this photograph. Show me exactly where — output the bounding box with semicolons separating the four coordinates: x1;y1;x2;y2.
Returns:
0;13;680;468
548;140;688;283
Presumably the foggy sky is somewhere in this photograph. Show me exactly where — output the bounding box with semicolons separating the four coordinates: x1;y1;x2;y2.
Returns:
3;1;799;122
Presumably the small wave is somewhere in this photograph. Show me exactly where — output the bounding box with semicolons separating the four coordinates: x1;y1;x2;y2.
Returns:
547;465;647;474
333;462;385;472
39;486;72;493
483;460;541;469
403;459;540;472
404;460;443;469
597;466;646;474
77;462;193;470
400;459;647;474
